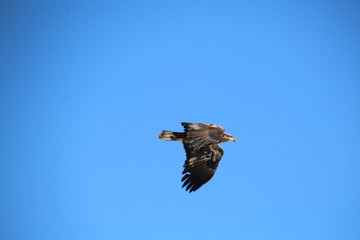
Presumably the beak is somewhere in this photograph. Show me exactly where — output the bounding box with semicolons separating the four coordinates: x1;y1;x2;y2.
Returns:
228;134;237;142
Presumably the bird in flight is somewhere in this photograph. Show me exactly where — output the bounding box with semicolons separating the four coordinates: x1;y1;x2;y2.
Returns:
159;122;236;192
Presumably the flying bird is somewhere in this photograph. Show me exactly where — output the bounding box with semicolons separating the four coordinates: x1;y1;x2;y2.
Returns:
159;122;236;192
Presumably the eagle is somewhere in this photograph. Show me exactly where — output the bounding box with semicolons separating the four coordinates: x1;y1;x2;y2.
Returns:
159;122;236;192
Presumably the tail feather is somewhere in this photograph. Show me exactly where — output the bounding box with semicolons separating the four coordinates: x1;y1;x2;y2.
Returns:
158;131;184;141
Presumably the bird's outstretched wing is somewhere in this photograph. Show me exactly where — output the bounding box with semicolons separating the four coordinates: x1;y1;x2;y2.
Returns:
181;144;224;192
181;122;225;150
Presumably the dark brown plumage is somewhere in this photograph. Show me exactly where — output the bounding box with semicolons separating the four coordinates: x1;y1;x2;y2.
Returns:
159;122;236;192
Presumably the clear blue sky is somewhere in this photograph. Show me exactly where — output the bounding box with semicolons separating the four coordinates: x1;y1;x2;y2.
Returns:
1;1;360;239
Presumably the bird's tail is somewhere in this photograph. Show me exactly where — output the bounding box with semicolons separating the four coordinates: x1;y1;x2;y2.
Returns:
158;131;184;141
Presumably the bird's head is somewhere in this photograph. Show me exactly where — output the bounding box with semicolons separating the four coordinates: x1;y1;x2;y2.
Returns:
220;133;237;143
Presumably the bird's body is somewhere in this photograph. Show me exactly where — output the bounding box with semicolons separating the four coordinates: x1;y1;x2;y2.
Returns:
159;122;236;192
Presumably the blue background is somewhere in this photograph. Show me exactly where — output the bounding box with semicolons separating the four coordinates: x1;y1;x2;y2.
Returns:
1;1;360;239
